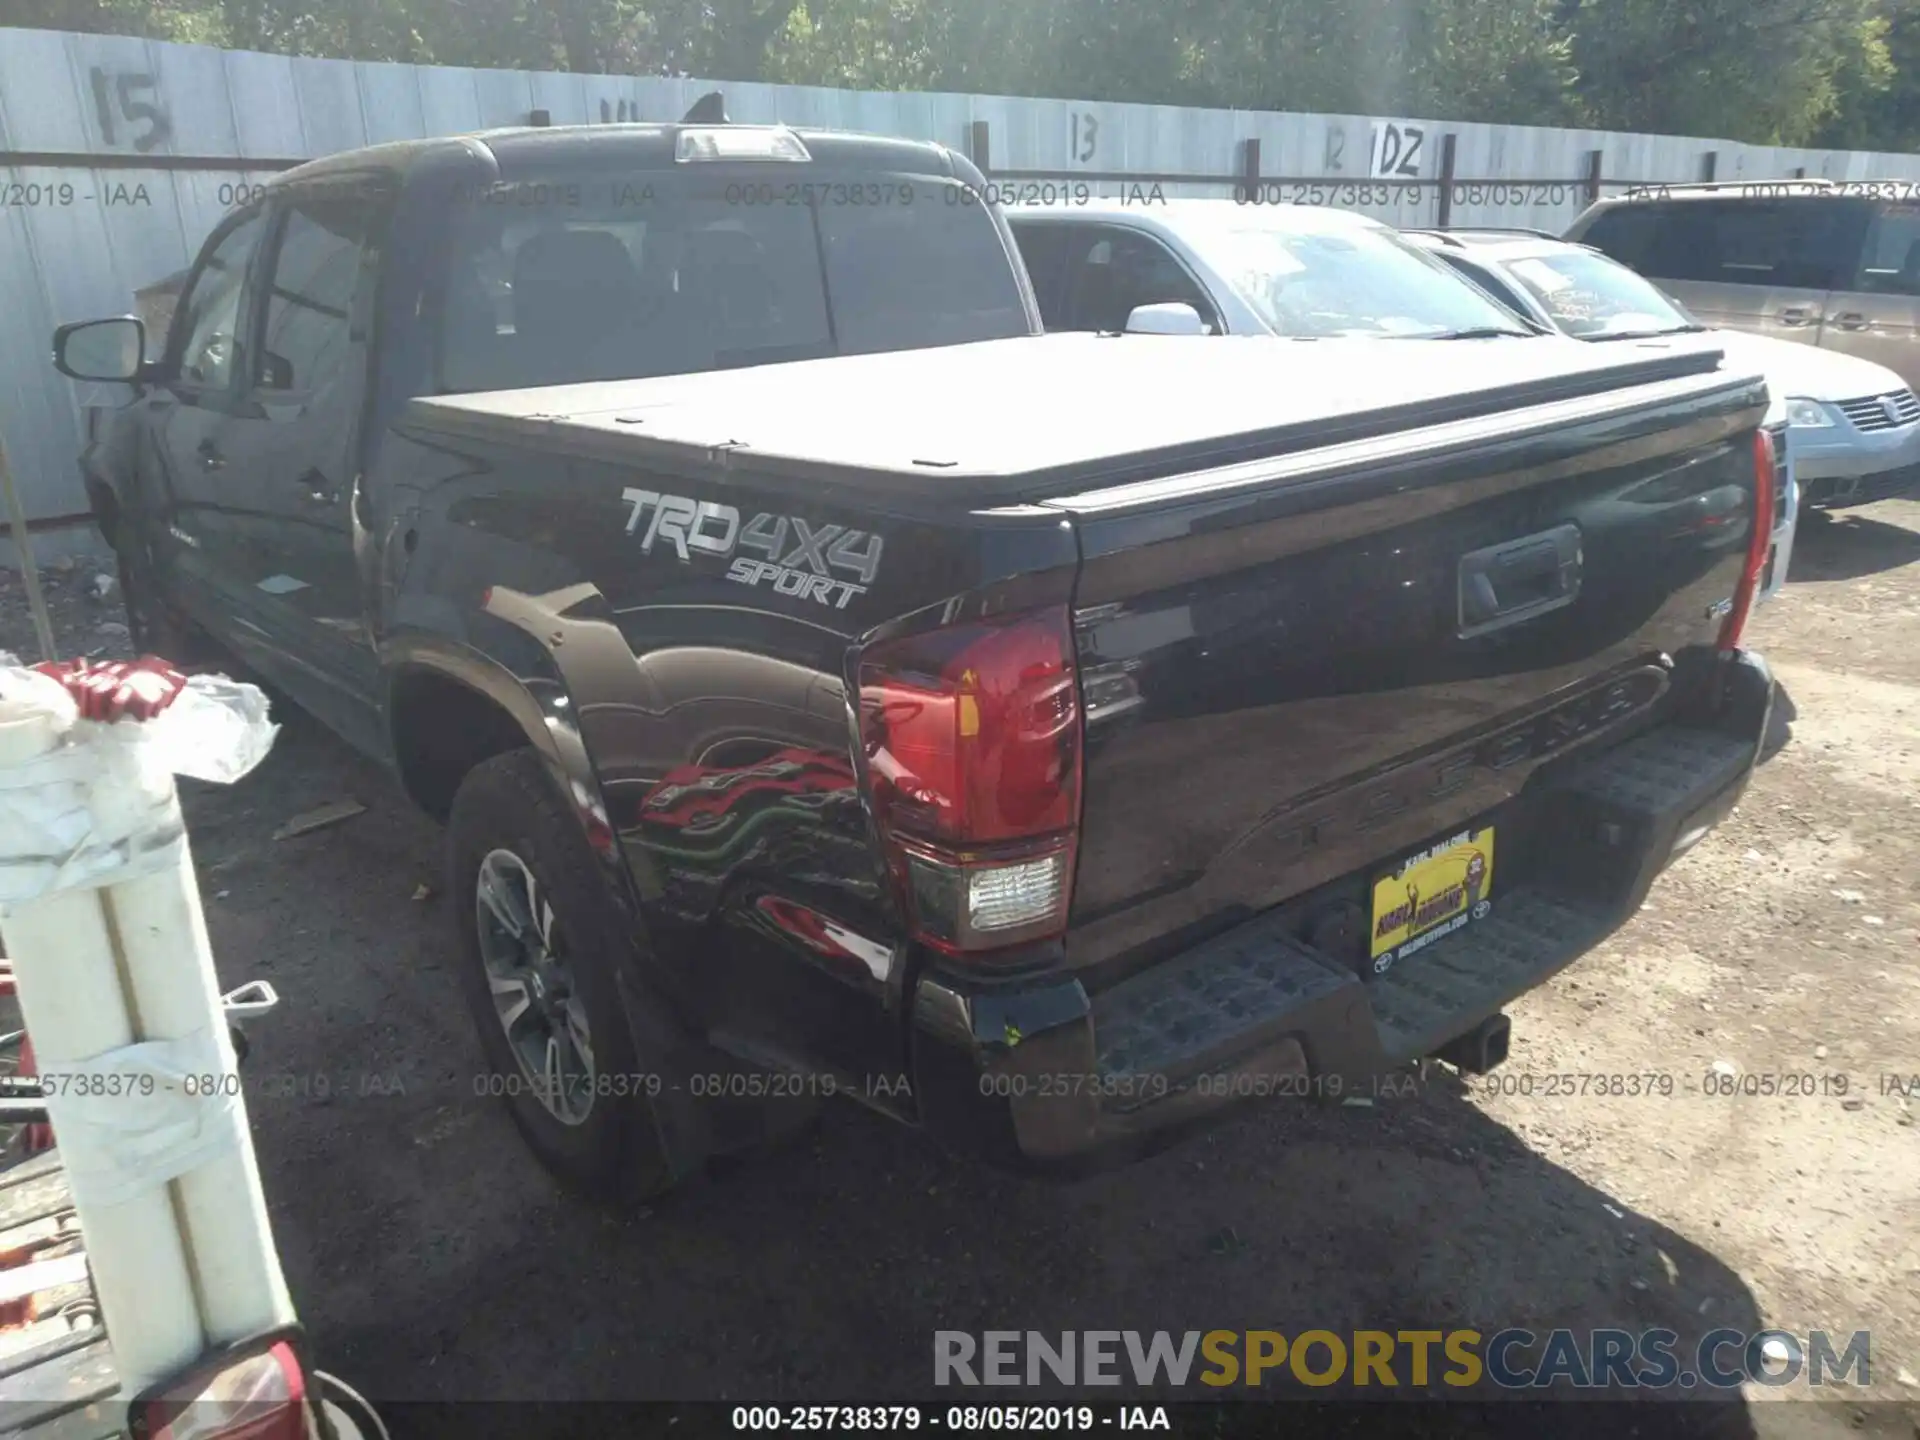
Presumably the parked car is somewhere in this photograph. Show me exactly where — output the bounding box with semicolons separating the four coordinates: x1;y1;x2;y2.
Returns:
1400;230;1837;597
1004;198;1543;340
1426;225;1920;528
1565;181;1920;505
52;124;1776;1199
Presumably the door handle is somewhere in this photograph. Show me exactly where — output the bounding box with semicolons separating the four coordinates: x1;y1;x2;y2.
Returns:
293;468;336;506
1830;311;1871;331
196;439;226;471
1776;306;1816;327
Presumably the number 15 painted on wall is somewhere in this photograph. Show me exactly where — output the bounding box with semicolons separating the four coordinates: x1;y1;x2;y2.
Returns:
89;67;173;153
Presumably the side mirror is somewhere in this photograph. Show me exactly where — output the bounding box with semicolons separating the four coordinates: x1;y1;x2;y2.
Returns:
1124;302;1209;336
53;316;146;383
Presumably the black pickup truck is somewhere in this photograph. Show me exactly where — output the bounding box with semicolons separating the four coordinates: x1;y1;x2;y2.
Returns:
52;119;1776;1200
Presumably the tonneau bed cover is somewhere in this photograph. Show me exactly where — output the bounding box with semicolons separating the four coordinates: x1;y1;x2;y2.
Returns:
406;332;1756;505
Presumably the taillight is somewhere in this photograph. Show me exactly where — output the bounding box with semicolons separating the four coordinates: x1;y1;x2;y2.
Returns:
132;1339;310;1440
1718;429;1776;652
857;605;1082;955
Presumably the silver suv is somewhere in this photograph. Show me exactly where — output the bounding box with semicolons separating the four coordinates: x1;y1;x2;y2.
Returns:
1566;181;1920;505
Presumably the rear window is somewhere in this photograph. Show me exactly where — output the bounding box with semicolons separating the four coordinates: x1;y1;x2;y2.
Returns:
436;172;1030;393
1582;198;1868;291
1183;218;1528;338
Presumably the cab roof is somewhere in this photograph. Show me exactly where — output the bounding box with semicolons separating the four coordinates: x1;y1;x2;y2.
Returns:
1403;230;1601;263
264;122;966;192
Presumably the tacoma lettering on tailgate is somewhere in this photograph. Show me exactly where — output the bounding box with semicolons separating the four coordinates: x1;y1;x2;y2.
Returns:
621;487;884;609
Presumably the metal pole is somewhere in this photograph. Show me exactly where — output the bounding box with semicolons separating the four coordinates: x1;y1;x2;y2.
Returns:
969;120;991;177
1436;133;1458;228
0;430;58;664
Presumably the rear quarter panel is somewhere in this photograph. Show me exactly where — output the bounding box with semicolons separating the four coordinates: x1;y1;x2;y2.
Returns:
379;425;1077;1086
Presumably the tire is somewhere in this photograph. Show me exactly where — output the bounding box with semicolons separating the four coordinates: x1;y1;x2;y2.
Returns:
447;748;682;1202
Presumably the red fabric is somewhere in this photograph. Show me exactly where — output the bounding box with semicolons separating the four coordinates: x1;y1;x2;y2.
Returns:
17;1035;51;1156
30;656;188;723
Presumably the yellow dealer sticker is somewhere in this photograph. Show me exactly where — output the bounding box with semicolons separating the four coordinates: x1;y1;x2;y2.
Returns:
1369;827;1494;972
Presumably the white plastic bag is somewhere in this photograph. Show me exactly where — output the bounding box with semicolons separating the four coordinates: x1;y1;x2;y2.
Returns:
0;656;278;906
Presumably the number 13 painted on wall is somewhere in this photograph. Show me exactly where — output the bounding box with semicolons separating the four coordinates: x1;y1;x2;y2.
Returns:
1070;112;1099;164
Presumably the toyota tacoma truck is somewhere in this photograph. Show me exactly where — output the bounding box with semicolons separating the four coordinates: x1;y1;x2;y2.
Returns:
51;120;1776;1199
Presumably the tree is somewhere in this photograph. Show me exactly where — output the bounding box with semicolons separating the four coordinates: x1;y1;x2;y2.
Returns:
1564;0;1891;143
8;0;1920;152
1817;0;1920;148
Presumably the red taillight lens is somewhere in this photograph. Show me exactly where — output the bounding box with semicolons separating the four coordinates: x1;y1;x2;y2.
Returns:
133;1340;309;1440
1718;428;1777;653
857;605;1082;954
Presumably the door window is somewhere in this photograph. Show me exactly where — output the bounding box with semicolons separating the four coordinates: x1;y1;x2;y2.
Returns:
169;211;267;393
1058;229;1216;333
256;199;373;396
1632;200;1867;290
1849;203;1920;296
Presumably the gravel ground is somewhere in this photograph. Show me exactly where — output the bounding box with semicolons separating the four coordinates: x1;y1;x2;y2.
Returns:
2;502;1917;1440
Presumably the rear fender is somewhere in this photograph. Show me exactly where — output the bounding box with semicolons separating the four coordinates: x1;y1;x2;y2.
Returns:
383;624;717;1179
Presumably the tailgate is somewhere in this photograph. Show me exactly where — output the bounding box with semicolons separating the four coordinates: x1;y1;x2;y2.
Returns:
1050;364;1768;979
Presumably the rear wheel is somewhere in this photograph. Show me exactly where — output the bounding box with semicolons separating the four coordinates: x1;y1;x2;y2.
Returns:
447;749;682;1201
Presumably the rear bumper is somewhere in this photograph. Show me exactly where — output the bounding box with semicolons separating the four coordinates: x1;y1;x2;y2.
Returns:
909;650;1774;1175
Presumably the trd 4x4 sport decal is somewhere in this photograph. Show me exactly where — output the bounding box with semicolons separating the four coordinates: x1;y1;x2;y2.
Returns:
622;488;884;610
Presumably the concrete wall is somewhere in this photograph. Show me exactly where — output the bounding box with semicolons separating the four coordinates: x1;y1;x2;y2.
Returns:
5;24;1919;559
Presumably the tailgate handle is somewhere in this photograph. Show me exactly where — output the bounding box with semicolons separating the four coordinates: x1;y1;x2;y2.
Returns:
1458;524;1583;638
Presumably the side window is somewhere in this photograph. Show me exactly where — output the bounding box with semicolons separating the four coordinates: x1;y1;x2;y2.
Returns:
1060;229;1216;333
1849;203;1920;296
256;198;377;396
1009;223;1078;329
1575;205;1664;274
1644;201;1866;290
168;211;268;393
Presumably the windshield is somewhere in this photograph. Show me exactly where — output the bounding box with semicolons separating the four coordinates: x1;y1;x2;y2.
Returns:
1498;249;1699;339
436;171;1030;393
1184;219;1532;338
